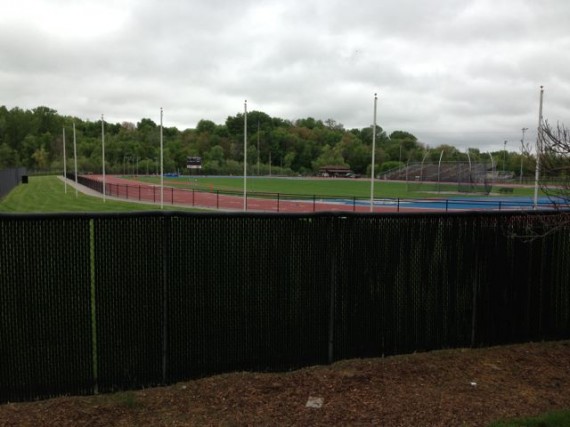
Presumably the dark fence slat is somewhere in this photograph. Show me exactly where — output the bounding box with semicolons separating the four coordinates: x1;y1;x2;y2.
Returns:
1;211;570;403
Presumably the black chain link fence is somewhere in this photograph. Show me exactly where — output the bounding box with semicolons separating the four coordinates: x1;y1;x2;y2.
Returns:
1;211;569;403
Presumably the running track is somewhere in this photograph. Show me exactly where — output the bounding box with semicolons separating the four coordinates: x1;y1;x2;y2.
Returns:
85;175;548;213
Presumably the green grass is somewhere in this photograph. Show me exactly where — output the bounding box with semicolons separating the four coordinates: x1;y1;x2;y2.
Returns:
135;175;541;199
0;175;545;214
0;176;199;213
489;409;570;426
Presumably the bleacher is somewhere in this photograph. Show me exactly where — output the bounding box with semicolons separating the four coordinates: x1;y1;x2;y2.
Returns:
382;162;491;183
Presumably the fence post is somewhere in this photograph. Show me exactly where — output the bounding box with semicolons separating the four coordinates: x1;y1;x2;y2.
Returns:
471;249;479;347
192;188;195;206
353;196;356;212
171;187;174;204
397;198;400;213
162;214;170;383
328;217;338;364
216;190;219;210
277;193;280;212
446;199;449;212
313;194;316;212
89;219;99;394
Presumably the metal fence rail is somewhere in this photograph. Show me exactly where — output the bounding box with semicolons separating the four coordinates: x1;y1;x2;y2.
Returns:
70;174;557;212
1;211;569;403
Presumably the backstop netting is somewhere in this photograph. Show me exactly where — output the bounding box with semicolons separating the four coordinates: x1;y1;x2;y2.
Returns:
405;162;493;194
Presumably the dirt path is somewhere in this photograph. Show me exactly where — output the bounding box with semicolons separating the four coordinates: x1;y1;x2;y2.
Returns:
2;340;569;426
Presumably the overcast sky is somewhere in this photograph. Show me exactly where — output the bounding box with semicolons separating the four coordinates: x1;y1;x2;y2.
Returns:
2;0;569;152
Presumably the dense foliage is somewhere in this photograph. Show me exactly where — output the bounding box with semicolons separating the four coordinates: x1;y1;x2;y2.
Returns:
0;105;536;176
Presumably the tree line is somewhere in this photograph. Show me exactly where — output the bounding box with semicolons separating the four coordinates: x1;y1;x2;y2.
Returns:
0;105;540;177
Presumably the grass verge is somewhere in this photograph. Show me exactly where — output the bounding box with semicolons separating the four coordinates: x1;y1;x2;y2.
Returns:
0;176;200;213
489;409;570;426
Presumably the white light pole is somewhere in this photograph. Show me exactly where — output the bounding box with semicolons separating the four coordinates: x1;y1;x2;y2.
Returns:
160;107;164;209
62;127;67;194
533;86;544;209
73;122;78;198
520;127;528;185
101;114;106;202
370;93;378;212
503;140;508;173
437;149;444;192
243;99;248;211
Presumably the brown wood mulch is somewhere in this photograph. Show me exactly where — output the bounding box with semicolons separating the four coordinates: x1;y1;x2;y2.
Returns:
1;340;569;426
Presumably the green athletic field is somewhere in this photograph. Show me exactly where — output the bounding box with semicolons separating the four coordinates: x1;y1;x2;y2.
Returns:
135;176;540;198
1;175;543;213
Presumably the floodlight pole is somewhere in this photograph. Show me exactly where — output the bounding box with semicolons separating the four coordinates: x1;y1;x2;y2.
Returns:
533;86;544;210
160;107;164;209
73;122;78;198
63;127;67;194
503;140;508;173
370;93;378;212
257;120;260;176
101;114;106;202
437;150;444;193
520;127;528;184
243;100;248;211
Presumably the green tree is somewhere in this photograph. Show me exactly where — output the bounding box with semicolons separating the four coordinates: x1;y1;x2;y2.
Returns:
32;145;50;169
205;145;225;164
311;144;347;170
338;133;370;174
196;119;217;134
0;143;19;168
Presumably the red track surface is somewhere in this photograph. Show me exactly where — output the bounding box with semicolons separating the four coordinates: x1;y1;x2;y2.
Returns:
88;175;432;213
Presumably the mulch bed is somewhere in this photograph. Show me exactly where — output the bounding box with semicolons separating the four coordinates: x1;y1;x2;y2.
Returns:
1;340;569;426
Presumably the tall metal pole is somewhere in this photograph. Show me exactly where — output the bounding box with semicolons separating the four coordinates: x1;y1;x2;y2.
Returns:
62;127;67;194
101;114;106;202
437;149;444;193
160;107;164;209
370;93;378;212
257;120;260;176
520;127;528;184
503;140;507;173
243;100;248;211
73;122;78;197
533;86;544;209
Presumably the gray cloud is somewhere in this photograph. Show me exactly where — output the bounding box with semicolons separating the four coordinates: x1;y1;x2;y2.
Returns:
1;0;569;152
